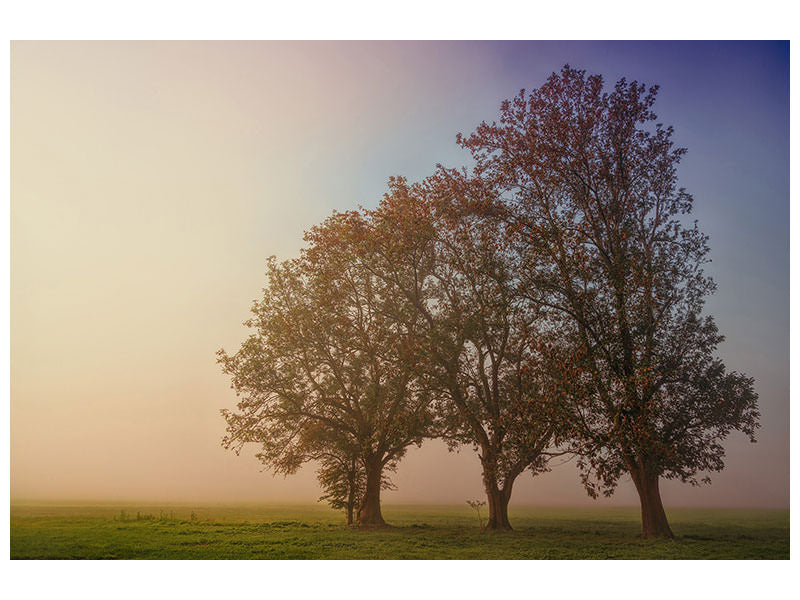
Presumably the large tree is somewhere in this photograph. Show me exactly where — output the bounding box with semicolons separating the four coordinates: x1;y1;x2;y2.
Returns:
218;213;433;526
459;66;760;538
360;176;560;530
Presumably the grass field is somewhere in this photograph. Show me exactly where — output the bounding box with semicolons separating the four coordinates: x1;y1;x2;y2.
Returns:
10;503;789;559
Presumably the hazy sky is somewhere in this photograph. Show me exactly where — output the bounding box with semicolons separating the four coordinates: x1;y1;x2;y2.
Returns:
10;41;789;508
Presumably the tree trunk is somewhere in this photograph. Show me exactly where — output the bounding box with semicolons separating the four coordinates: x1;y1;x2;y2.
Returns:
631;467;674;539
356;459;386;527
485;485;512;530
345;503;354;526
481;453;513;531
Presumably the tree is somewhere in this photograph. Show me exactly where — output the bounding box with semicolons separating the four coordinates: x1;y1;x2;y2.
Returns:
315;449;398;526
296;422;365;525
218;213;434;527
360;176;561;530
459;66;760;538
314;431;397;525
315;451;363;526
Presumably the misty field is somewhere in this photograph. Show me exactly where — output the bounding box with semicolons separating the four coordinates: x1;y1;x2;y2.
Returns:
10;503;788;559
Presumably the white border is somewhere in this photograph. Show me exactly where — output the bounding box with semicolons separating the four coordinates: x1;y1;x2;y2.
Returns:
3;2;795;599
1;1;796;40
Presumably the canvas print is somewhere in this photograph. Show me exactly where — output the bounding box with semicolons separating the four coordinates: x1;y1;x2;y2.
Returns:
9;40;789;559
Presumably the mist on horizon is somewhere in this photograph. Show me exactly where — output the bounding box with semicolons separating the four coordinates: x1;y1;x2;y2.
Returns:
10;41;789;510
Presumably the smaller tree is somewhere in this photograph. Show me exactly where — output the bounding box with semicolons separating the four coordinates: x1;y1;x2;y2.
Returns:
466;499;487;530
315;440;398;525
316;451;363;526
293;422;364;525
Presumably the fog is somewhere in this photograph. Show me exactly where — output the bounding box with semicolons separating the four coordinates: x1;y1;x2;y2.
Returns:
11;41;788;508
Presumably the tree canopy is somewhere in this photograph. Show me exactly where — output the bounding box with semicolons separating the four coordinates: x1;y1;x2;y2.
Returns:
359;175;561;529
220;65;760;538
219;213;434;526
458;65;760;537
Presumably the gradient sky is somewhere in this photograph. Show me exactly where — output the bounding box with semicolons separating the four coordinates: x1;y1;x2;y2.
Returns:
10;41;789;508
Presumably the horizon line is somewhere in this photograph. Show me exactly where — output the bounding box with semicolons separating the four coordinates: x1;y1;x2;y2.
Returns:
9;498;789;511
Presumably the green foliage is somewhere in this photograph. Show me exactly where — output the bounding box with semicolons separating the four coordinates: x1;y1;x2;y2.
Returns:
316;452;397;523
316;455;362;512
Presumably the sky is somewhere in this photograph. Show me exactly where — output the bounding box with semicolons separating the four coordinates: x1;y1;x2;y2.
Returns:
10;41;789;508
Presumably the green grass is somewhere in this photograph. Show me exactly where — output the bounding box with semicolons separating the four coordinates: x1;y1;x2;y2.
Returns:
10;502;789;559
